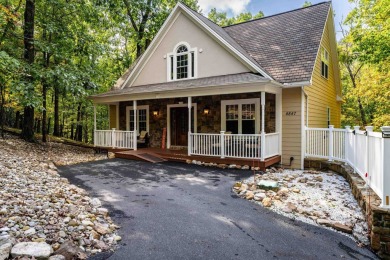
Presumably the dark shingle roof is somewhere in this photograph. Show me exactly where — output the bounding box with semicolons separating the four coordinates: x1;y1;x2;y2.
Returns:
223;2;331;83
91;73;268;98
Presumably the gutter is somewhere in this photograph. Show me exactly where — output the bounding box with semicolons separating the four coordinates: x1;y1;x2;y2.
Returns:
283;80;312;88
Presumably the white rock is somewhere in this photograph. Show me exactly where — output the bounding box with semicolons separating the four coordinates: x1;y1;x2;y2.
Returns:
49;255;66;260
24;228;36;236
0;228;9;233
97;208;108;216
90;198;102;208
0;242;12;260
82;220;94;226
11;242;53;259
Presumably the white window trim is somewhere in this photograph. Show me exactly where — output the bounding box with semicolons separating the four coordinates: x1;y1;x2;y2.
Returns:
126;105;149;134
321;46;329;79
221;98;260;134
167;41;198;81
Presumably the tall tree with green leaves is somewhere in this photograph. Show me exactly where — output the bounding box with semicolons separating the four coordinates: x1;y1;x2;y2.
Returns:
208;8;264;26
339;0;390;128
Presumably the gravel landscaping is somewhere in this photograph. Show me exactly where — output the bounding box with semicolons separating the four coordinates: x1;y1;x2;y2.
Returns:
233;168;370;246
0;134;120;259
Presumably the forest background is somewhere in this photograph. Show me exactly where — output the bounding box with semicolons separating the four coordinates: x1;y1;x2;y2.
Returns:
0;0;388;143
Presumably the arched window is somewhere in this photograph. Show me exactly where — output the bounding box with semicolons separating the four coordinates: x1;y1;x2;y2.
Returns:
167;42;197;81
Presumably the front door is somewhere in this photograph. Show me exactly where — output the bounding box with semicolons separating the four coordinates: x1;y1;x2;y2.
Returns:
170;107;188;146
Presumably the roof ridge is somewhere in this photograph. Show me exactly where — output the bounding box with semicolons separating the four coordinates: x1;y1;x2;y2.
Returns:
223;1;331;28
179;1;222;28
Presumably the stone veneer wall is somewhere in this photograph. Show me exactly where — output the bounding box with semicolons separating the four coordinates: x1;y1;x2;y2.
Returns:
305;159;390;259
118;93;275;148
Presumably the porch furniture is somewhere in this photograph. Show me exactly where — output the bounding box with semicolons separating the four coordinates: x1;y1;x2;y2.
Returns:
137;131;150;148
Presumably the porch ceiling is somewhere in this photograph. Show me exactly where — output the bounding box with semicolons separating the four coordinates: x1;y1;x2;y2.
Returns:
89;73;281;104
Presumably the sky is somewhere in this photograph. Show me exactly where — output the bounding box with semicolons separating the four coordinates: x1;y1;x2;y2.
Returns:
198;0;355;40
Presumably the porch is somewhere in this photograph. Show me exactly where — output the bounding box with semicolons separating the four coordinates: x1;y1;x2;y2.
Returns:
91;73;282;165
114;147;281;170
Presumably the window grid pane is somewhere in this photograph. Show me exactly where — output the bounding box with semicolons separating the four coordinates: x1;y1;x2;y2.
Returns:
226;105;238;120
176;54;188;79
177;45;188;53
242;104;255;120
129;109;147;131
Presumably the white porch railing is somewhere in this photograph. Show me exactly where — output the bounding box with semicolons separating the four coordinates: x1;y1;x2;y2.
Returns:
189;132;280;160
94;129;135;149
305;125;390;208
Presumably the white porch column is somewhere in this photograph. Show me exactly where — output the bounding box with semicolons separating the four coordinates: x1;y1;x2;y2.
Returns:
93;105;97;146
133;100;137;151
188;97;192;156
260;92;266;161
276;92;282;156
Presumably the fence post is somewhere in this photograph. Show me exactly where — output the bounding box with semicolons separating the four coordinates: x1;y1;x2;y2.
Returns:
112;128;116;149
220;131;225;159
365;126;373;186
345;126;350;163
353;126;360;173
380;126;390;208
328;125;334;161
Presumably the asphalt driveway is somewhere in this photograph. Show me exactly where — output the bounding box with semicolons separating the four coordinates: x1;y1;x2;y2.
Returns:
59;159;377;260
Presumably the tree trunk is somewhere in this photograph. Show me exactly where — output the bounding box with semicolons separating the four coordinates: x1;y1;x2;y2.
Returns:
70;123;74;140
22;106;35;142
47;117;51;134
41;51;50;141
0;84;5;139
75;103;83;142
21;0;35;142
14;111;20;128
53;85;60;136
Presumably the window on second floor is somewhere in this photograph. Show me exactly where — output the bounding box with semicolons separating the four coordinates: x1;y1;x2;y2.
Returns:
321;47;329;79
167;43;197;81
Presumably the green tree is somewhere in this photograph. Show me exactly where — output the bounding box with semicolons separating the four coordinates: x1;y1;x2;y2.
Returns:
303;1;312;7
208;8;264;26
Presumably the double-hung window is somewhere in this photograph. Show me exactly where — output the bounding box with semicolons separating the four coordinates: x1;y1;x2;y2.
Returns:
221;99;260;134
321;47;329;79
126;105;149;134
167;43;197;81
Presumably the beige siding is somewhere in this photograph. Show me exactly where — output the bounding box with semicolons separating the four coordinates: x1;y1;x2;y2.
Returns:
282;88;302;169
132;12;250;86
305;14;341;128
109;105;117;129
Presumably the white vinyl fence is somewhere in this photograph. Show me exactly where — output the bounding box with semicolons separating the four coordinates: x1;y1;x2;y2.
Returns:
189;132;280;160
94;129;135;149
305;125;390;208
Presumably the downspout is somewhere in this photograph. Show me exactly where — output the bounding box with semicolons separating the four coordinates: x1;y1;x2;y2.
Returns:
301;87;309;127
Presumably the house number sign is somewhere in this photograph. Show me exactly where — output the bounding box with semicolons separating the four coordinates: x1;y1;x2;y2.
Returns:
285;111;297;116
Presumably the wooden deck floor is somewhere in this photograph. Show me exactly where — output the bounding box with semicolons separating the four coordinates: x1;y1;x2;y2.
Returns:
114;148;281;170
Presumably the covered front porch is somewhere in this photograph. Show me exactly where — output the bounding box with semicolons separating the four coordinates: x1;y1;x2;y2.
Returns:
91;74;282;163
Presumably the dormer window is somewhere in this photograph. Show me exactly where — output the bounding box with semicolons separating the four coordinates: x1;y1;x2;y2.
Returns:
167;42;197;81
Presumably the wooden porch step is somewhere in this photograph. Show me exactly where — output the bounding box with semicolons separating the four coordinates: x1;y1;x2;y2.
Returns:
115;151;166;163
